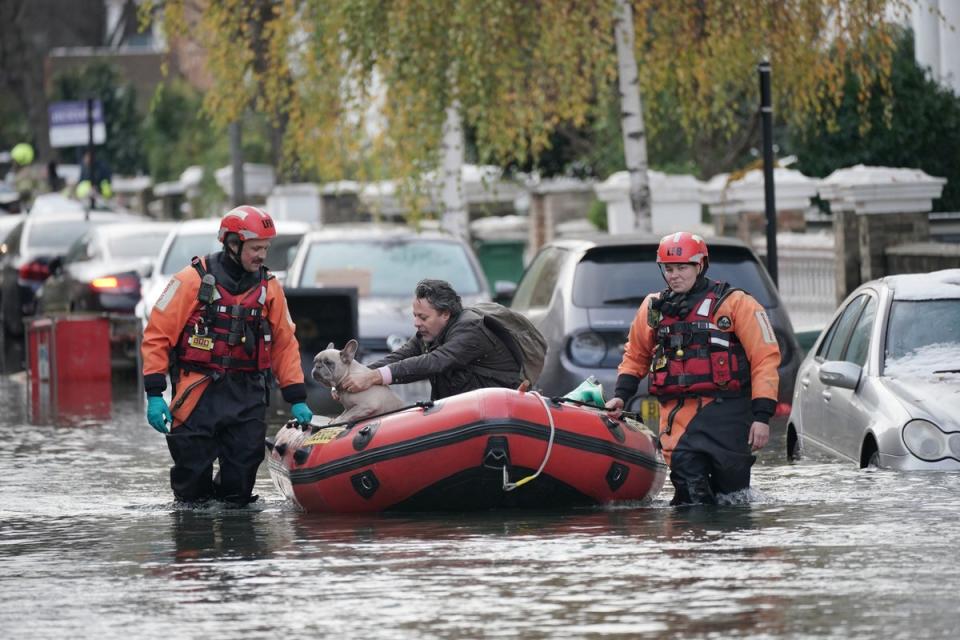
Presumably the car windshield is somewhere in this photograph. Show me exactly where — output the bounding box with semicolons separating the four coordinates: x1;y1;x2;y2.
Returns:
884;299;960;375
572;246;776;308
299;239;481;296
108;229;173;259
161;232;301;276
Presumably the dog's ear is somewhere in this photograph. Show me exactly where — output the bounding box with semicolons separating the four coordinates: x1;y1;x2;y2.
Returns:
341;338;359;364
326;342;335;350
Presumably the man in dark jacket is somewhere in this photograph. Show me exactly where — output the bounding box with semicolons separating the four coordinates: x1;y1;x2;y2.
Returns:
340;279;522;399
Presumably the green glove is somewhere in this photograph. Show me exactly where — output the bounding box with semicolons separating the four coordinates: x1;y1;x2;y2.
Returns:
147;396;172;433
291;402;313;425
564;376;606;408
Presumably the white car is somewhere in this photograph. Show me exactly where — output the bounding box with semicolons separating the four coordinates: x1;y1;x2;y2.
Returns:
787;269;960;469
137;217;310;324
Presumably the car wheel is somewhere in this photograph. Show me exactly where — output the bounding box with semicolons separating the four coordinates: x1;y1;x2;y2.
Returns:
786;424;801;461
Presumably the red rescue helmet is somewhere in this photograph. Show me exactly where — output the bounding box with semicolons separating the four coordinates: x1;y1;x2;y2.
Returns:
657;231;709;273
218;205;276;243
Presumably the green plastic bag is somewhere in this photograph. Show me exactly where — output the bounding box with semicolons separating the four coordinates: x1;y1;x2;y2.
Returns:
564;376;605;408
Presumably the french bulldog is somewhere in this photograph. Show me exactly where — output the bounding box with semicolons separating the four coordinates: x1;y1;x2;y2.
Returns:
311;339;405;423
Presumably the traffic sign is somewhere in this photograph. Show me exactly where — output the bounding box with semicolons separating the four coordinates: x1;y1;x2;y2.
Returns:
48;100;107;148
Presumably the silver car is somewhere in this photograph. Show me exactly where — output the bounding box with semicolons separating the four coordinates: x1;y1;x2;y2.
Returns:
787;269;960;469
509;234;801;427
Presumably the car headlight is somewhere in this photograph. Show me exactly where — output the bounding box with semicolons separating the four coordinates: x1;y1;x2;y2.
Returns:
902;419;960;462
569;331;606;367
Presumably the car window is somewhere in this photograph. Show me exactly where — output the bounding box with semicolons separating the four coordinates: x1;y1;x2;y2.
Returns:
63;235;93;264
843;295;877;366
161;233;221;275
298;239;482;296
108;229;174;260
511;247;567;310
266;234;302;272
25;219;97;253
571;245;777;308
885;299;960;366
818;294;868;361
3;221;24;255
162;232;302;276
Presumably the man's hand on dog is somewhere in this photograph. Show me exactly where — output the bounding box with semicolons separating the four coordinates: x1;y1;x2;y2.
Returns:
340;368;383;393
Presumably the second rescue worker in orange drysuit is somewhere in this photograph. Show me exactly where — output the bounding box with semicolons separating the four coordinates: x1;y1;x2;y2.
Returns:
142;206;312;506
604;232;780;505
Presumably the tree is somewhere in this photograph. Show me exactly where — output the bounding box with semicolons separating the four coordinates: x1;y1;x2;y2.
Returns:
788;28;960;212
147;1;914;224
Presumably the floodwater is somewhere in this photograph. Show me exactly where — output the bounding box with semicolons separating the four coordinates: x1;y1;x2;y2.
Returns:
2;372;959;639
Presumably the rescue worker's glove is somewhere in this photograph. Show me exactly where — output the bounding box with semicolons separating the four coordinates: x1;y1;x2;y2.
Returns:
291;402;313;425
147;396;172;433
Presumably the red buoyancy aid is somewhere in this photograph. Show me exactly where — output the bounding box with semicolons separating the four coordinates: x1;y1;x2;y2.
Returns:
648;281;750;399
176;257;272;373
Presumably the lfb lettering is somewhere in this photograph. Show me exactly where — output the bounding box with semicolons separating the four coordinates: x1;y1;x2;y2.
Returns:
666;247;683;257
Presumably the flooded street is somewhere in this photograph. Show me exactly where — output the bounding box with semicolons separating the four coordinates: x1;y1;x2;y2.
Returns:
2;373;959;639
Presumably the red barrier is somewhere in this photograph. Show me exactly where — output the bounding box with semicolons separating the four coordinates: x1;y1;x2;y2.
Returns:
27;316;112;426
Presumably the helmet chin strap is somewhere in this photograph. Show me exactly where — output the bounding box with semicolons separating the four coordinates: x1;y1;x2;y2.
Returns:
224;235;243;264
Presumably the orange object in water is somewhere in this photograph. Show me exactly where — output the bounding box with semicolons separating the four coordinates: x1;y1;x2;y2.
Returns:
267;387;667;513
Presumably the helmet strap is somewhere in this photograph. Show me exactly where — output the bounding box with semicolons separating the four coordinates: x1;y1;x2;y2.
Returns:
224;234;243;264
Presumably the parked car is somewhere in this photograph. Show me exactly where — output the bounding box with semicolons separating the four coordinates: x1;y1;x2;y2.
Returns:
137;218;310;323
36;221;176;315
285;224;492;411
787;269;960;469
0;213;25;244
508;234;801;428
0;209;143;341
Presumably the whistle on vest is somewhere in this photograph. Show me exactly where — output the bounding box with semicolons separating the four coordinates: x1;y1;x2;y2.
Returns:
198;273;217;304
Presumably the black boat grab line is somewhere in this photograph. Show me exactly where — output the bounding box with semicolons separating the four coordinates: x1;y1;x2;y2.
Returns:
278;400;437;433
289;415;666;486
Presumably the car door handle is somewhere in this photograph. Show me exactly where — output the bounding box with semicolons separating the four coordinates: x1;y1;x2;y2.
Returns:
821;390;832;402
800;376;810;388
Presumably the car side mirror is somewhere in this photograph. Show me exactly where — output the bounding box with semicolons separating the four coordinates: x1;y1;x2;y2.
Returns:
493;280;517;305
819;360;862;391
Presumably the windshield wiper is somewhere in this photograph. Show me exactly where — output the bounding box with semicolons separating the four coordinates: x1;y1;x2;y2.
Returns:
602;295;649;305
933;369;960;373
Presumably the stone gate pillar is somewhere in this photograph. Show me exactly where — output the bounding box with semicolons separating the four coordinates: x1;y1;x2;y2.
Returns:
818;165;946;303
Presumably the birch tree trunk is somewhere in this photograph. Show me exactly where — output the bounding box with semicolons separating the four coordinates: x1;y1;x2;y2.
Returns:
614;0;652;233
440;102;468;238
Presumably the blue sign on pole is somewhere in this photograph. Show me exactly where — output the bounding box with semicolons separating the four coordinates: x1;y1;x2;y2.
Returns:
48;100;107;148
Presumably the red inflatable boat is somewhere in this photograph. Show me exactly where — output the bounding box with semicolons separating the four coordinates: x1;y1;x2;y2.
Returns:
266;387;667;513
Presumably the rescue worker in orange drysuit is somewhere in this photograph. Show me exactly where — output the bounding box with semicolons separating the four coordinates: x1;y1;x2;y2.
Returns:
141;206;312;505
604;232;780;505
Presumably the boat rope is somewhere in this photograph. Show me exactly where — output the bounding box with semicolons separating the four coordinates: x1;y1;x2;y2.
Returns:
503;391;556;491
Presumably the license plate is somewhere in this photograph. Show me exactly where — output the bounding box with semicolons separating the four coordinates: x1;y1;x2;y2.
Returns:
640;398;660;426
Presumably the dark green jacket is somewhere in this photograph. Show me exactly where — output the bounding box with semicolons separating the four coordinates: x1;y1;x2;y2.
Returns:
368;309;521;400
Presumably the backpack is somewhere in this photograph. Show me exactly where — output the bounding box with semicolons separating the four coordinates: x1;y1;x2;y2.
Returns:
470;302;548;386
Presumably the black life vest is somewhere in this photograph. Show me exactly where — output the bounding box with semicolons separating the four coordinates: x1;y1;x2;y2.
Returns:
648;280;750;399
176;256;272;373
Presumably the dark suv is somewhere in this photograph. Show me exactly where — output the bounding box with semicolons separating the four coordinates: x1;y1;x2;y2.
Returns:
509;234;801;428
